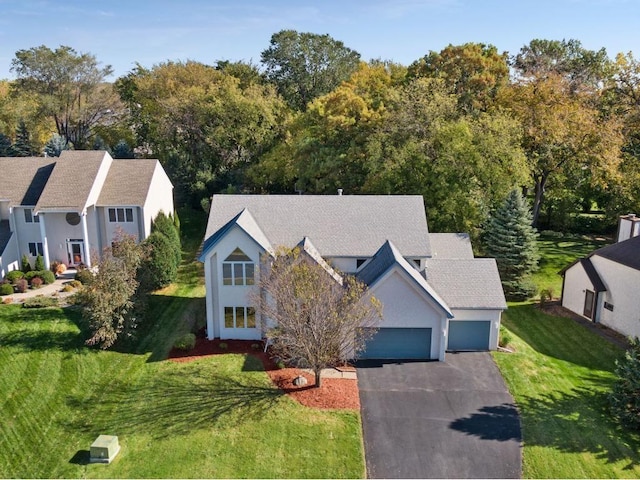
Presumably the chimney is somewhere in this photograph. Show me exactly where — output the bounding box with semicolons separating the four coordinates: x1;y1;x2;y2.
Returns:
337;189;343;196
616;213;640;242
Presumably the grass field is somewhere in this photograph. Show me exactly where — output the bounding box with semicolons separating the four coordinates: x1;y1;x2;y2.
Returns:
0;208;365;478
494;304;640;478
532;233;610;297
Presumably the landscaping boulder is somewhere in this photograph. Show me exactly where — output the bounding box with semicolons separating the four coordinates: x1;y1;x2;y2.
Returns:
293;375;308;387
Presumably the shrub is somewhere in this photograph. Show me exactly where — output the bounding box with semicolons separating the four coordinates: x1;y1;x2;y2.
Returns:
62;284;74;293
75;269;94;285
218;342;228;350
152;211;181;267
4;270;25;283
174;333;196;351
39;270;55;284
21;254;32;273
139;231;178;291
0;283;14;296
30;276;43;289
610;338;640;430
539;288;554;307
22;296;58;308
499;326;513;348
14;278;28;293
34;254;45;271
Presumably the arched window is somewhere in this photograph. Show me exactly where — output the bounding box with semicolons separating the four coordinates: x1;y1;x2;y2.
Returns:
222;248;255;286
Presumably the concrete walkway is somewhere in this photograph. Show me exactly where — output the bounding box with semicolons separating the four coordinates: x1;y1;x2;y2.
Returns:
2;270;77;303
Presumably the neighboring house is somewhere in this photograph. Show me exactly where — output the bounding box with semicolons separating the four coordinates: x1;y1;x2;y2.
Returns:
199;194;507;361
561;214;640;339
0;151;174;278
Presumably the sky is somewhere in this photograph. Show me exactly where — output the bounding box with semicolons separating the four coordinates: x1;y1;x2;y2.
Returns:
0;0;639;80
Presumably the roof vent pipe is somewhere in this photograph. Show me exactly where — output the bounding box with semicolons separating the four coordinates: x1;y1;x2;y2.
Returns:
337;189;343;196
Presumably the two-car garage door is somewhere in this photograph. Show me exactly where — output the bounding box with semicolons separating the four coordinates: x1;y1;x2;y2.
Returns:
360;321;491;360
361;328;432;360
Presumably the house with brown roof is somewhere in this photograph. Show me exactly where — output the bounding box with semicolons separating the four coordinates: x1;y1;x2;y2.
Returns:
561;214;640;339
0;151;174;277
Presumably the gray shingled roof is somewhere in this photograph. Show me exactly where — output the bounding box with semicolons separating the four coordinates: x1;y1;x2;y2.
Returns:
429;233;474;259
357;240;453;317
592;235;640;271
97;159;159;207
204;195;432;258
36;150;110;212
0;157;55;206
425;258;507;309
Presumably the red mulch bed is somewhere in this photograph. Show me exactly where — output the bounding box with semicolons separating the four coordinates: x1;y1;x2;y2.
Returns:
169;338;360;410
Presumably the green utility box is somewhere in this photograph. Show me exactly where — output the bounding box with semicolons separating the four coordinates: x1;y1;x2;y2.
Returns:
90;435;120;464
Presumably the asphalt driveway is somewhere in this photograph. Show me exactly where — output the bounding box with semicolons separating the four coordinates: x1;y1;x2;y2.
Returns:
357;352;521;479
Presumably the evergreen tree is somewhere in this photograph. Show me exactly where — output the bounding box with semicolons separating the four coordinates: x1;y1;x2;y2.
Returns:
112;139;134;158
10;120;34;156
151;211;182;270
139;232;177;290
483;189;539;300
21;254;32;273
44;133;70;157
34;254;45;271
0;133;12;156
610;337;640;430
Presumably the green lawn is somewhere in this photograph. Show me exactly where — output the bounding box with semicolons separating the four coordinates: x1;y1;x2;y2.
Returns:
532;234;609;297
494;305;640;478
0;208;365;478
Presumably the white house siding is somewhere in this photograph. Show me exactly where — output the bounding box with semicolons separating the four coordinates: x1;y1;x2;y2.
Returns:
205;226;264;341
448;309;502;350
13;206;45;262
0;234;19;278
102;206;142;244
591;256;640;339
561;262;595;319
330;257;360;274
368;268;447;360
142;163;175;238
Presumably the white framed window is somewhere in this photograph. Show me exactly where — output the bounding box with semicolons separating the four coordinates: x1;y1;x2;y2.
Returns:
222;248;255;286
224;306;256;329
108;207;134;223
24;208;39;223
28;242;44;256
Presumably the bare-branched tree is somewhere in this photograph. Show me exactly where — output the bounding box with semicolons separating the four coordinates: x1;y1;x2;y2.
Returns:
252;246;382;387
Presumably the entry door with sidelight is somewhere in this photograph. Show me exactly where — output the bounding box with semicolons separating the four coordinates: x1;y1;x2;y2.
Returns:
67;239;85;266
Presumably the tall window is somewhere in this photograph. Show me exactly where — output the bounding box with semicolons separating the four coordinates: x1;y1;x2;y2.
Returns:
28;242;44;256
108;207;134;223
222;248;255;286
224;306;256;329
24;208;39;223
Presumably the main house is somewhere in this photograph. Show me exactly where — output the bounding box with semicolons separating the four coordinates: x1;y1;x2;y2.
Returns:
0;151;174;277
561;214;640;339
199;194;507;361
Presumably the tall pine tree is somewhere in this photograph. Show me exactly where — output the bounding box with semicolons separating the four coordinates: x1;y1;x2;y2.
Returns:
10;120;34;156
484;189;539;300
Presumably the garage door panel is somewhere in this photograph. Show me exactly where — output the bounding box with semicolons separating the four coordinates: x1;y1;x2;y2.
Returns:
448;321;490;351
361;328;432;360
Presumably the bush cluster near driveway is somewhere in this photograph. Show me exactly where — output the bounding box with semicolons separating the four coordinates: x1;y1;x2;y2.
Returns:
0;208;365;478
494;304;640;478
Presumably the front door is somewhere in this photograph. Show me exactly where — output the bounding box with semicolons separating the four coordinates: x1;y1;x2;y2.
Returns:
583;290;595;319
67;240;85;266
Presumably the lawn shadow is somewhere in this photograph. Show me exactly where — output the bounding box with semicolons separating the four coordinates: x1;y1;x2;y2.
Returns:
63;366;283;439
450;403;521;442
516;383;640;470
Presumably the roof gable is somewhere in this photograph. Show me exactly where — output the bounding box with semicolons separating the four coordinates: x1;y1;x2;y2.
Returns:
357;240;453;317
203;194;432;258
199;208;273;261
97;159;161;207
35;150;112;213
297;237;343;285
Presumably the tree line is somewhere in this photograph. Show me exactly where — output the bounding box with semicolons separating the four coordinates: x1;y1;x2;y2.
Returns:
1;32;640;235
